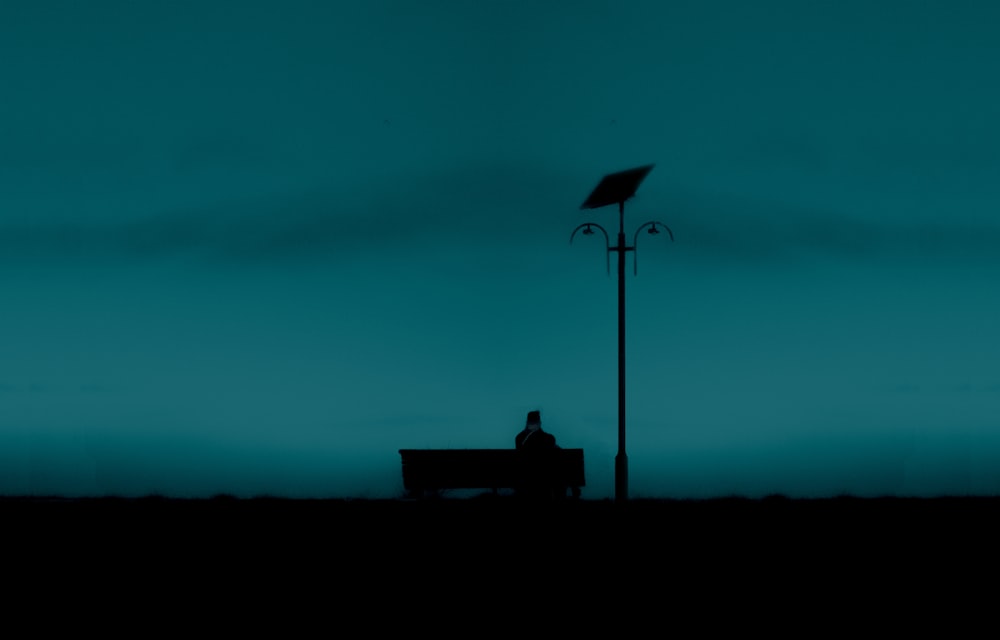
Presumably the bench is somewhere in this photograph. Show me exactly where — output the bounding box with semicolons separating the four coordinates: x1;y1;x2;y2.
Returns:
398;449;585;498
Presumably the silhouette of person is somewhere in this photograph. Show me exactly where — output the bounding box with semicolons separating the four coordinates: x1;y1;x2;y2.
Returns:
515;410;556;450
514;410;561;499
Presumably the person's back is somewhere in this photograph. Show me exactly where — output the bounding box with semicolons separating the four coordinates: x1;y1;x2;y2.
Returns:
515;410;556;450
514;410;561;499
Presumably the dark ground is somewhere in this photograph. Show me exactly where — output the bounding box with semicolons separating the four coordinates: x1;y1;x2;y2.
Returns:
8;493;1000;554
6;494;997;617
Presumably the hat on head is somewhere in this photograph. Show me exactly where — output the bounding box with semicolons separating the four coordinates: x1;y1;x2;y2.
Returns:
526;410;541;425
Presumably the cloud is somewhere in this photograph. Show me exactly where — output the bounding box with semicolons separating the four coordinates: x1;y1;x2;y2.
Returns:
0;159;585;264
3;154;999;269
662;187;1000;266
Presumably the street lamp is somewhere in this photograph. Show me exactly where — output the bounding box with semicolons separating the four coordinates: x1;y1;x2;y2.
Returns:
571;164;673;503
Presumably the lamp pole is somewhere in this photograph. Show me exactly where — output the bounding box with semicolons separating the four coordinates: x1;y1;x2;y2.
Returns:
572;165;673;503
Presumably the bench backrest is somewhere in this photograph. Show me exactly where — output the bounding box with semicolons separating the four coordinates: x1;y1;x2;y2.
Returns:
399;448;585;491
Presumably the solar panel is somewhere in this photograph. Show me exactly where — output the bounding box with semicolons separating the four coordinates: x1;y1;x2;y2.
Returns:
580;164;655;210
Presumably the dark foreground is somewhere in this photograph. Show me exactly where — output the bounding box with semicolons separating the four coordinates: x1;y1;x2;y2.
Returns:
7;494;998;610
8;493;1000;549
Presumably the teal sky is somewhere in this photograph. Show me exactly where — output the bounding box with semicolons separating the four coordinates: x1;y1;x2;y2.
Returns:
2;0;1000;498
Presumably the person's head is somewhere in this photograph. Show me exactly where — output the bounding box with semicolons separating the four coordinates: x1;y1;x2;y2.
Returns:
526;410;541;431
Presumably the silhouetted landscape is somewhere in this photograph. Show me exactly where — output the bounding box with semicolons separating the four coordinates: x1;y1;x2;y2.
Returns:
9;493;999;613
10;494;1000;553
5;6;1000;602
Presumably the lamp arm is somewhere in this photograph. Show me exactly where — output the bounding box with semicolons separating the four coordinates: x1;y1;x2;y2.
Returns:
570;222;611;276
632;221;674;276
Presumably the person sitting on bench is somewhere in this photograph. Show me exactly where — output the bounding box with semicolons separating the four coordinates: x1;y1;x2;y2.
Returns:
515;410;557;450
514;410;560;498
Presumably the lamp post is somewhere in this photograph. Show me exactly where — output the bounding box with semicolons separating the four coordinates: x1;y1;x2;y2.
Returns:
571;164;673;503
